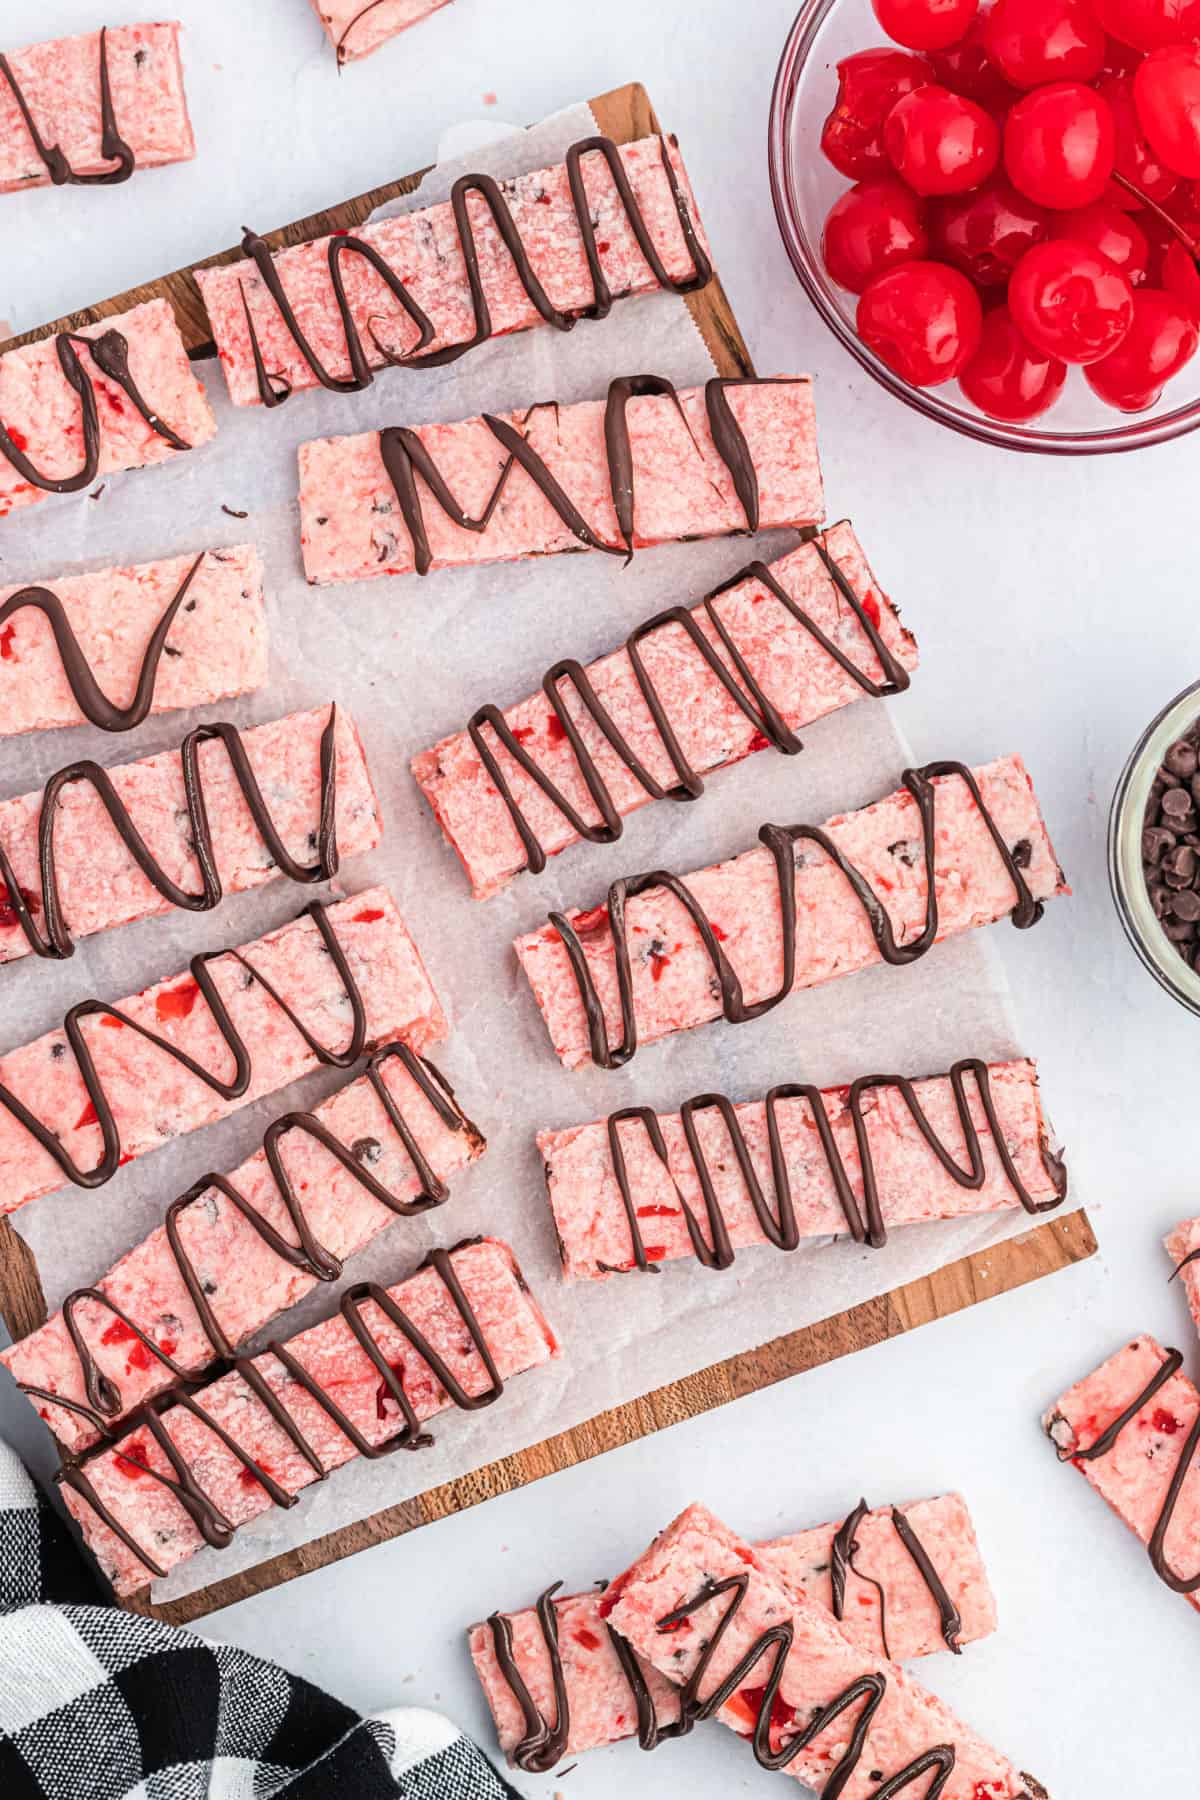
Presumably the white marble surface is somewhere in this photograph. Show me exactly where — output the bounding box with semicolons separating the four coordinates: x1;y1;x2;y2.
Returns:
1;0;1197;1792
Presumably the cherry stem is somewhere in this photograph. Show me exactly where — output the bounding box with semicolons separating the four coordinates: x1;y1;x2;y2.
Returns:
1112;170;1200;262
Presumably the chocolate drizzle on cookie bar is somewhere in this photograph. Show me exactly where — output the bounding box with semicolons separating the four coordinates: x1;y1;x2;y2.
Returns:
486;1497;973;1774
467;531;911;879
0;27;134;187
56;1245;506;1583
0;553;207;734
0;705;344;960
19;1044;474;1432
0;326;191;491
597;1057;1065;1272
549;760;1045;1070
0;898;368;1192
236;135;711;404
1051;1346;1200;1596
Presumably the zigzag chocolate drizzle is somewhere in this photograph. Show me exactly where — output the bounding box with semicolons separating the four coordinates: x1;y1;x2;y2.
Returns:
377;374;790;577
57;1245;505;1582
601;1057;1066;1271
1052;1347;1200;1595
640;1573;955;1796
549;760;1046;1070
642;1573;1045;1798
0;705;343;961
0;553;206;734
468;533;911;878
0;326;190;491
236;134;711;405
18;1043;472;1432
0;898;367;1193
486;1495;971;1775
0;26;134;187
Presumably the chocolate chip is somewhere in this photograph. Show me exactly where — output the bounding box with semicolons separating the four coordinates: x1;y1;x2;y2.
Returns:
1162;786;1195;823
1165;917;1196;942
1011;838;1033;868
353;1136;382;1165
1164;845;1198;888
1143;826;1176;865
1171;888;1200;922
1165;739;1199;779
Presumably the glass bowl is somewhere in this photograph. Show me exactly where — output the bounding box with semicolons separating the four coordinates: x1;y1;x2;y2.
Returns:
1109;677;1200;1016
768;0;1200;456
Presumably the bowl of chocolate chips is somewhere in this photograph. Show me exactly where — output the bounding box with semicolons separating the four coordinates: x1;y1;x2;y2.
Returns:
1110;682;1200;1011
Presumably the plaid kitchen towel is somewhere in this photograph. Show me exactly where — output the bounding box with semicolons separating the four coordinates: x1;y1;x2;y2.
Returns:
0;1437;520;1799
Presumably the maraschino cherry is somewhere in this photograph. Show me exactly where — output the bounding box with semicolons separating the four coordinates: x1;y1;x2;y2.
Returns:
857;259;984;383
1084;287;1200;405
930;178;1049;283
1135;45;1200;178
1091;0;1200;53
1051;201;1150;279
1008;237;1136;360
959;304;1069;417
886;84;1001;193
1005;83;1117;208
872;0;978;52
983;0;1106;90
823;179;929;292
821;48;933;179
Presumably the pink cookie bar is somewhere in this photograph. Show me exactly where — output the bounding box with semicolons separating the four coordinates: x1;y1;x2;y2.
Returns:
199;134;709;409
0;704;381;965
61;1236;559;1596
0;23;195;192
0;546;267;739
516;755;1067;1071
310;0;451;63
4;1043;484;1455
0;299;216;521
0;885;446;1220
540;1057;1065;1281
471;1493;996;1769
297;375;822;587
413;524;916;900
1045;1336;1200;1612
601;1503;1046;1798
1165;1217;1200;1340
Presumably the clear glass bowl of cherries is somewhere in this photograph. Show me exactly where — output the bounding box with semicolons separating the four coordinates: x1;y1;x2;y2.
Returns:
769;0;1200;452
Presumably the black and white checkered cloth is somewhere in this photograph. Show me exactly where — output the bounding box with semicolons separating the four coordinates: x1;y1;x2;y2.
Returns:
0;1437;519;1799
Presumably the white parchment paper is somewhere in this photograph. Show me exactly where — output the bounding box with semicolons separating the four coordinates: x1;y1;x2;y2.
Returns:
0;104;1080;1602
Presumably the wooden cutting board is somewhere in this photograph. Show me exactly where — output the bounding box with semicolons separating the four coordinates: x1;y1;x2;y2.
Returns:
0;80;1097;1625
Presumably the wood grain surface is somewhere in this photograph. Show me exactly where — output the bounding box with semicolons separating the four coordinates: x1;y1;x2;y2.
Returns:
0;81;1095;1623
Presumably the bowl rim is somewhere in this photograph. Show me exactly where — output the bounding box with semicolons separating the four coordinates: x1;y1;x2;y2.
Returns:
1108;676;1200;1018
767;0;1200;457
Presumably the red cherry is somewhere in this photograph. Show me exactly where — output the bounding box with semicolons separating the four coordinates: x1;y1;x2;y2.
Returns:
959;304;1069;418
872;0;979;52
928;5;1021;108
885;84;1000;194
983;0;1106;89
930;177;1050;283
821;48;934;179
857;259;984;383
1098;74;1180;211
1092;0;1200;53
822;179;929;292
1005;82;1117;208
1052;201;1150;280
1135;45;1200;179
1163;237;1200;317
1009;238;1136;360
1085;286;1200;404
